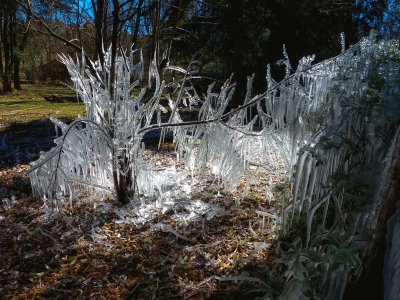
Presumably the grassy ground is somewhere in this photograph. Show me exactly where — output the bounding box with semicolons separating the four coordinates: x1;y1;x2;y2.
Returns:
0;84;85;124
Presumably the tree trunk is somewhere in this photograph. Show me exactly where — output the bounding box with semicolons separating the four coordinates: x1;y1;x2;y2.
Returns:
13;7;31;91
1;13;13;93
0;40;3;91
150;0;160;67
93;0;105;65
114;159;134;205
13;54;21;90
131;0;143;48
110;0;120;93
109;0;135;205
2;74;12;92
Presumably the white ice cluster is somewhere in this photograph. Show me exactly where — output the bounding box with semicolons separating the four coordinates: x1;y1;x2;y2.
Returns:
275;33;400;244
28;46;261;211
28;33;400;241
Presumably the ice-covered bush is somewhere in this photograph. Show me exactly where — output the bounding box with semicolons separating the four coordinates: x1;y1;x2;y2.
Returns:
26;33;400;300
284;33;400;245
28;32;400;242
28;48;260;210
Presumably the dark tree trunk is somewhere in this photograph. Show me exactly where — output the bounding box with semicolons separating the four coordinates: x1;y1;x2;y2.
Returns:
0;41;3;91
110;0;120;90
131;0;143;48
1;15;13;93
93;0;105;65
2;75;12;92
113;157;133;205
13;7;31;91
13;56;21;90
109;0;135;205
151;0;161;66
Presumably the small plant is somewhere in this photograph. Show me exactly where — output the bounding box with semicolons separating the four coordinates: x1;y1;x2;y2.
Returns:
280;227;361;299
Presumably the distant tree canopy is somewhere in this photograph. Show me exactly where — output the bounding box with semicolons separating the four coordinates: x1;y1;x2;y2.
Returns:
1;0;399;96
174;0;361;104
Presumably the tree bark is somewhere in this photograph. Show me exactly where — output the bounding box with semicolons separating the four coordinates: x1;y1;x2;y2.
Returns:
13;2;32;90
13;56;21;90
1;14;13;93
131;0;143;48
150;0;160;66
93;0;105;65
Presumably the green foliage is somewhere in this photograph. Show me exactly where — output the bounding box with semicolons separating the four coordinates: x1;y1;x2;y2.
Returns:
281;227;361;299
279;33;399;298
290;34;400;236
326;36;400;208
171;0;360;104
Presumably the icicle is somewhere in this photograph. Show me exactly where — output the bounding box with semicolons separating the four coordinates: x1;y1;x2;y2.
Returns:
282;44;292;78
266;64;273;90
298;154;312;216
340;32;346;53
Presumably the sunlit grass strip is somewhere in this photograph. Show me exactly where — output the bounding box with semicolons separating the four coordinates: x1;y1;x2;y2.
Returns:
0;84;85;124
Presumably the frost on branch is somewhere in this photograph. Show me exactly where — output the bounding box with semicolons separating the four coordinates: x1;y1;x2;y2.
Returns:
28;47;259;211
277;33;400;245
29;49;156;209
28;32;399;249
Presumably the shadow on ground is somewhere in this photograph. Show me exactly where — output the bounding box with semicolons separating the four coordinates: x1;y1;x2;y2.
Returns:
0;108;200;168
0;120;59;167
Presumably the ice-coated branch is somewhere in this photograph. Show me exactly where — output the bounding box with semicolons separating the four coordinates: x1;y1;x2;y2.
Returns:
29;32;400;241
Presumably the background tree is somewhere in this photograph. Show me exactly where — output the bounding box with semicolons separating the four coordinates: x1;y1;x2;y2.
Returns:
0;0;17;92
12;0;31;89
3;0;398;94
171;0;361;105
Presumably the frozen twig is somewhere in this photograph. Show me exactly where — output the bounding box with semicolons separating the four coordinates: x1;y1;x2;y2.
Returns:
150;222;190;241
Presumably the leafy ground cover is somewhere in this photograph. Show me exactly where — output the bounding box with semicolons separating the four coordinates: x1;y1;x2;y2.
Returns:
0;84;84;124
0;143;288;299
0;84;290;299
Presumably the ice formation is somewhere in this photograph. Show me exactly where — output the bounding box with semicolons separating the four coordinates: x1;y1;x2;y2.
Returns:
272;33;400;244
28;33;400;243
28;46;260;211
